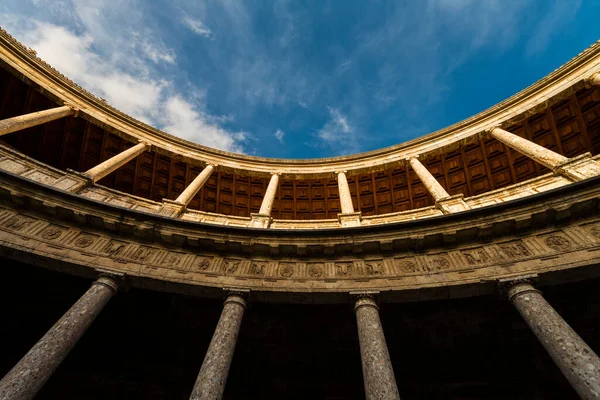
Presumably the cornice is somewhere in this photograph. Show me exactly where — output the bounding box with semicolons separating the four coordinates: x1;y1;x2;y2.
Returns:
0;27;599;177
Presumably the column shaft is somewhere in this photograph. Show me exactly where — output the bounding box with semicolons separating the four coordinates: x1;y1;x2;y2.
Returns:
337;171;355;214
84;142;149;183
0;275;119;400
408;157;449;201
190;293;246;400
488;127;568;169
175;164;215;206
354;295;401;400
507;282;600;399
258;174;280;216
0;106;74;136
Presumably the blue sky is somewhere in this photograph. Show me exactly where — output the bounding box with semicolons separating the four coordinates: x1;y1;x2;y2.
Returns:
1;1;599;158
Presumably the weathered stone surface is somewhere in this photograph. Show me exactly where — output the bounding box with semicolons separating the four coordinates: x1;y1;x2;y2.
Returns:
0;105;74;137
0;274;119;400
189;290;247;400
353;292;401;400
506;281;600;400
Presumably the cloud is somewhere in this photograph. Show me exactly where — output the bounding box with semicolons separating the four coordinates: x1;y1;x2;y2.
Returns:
182;15;212;38
313;107;359;155
526;0;582;56
274;129;284;144
0;7;248;153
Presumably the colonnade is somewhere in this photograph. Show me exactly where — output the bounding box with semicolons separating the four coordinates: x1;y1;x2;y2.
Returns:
2;90;600;226
1;274;599;399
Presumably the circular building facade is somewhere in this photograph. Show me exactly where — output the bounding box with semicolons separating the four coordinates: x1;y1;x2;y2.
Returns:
1;27;600;399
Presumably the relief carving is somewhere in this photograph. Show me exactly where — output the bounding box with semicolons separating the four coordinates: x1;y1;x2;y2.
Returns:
365;261;383;275
40;227;62;240
194;258;211;271
587;224;600;239
543;235;573;252
223;259;240;274
130;246;155;262
425;256;451;272
279;262;294;277
462;248;490;265
251;261;267;275
74;235;94;248
336;262;353;276
4;216;32;231
395;259;419;273
498;241;531;259
307;263;324;278
103;241;125;258
164;253;182;267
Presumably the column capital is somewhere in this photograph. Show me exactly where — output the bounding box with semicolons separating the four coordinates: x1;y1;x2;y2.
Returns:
483;126;500;136
498;274;539;302
63;101;80;118
94;269;126;293
350;290;380;311
585;72;600;87
271;172;282;177
223;287;250;308
335;170;348;175
137;140;152;151
205;162;218;169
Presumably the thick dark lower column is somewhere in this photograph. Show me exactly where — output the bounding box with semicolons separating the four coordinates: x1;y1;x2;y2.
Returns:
504;279;600;400
0;273;120;400
190;289;248;400
352;292;401;400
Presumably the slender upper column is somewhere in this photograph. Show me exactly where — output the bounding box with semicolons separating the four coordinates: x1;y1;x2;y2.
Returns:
0;274;121;400
352;292;401;400
190;289;248;400
84;141;150;183
487;127;568;169
408;157;449;201
337;170;355;214
587;72;600;86
175;164;216;206
503;279;600;399
258;173;280;216
0;105;76;137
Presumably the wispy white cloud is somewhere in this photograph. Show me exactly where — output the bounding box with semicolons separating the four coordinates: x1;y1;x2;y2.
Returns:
313;107;359;155
0;2;248;153
526;0;582;56
182;15;212;38
274;129;284;144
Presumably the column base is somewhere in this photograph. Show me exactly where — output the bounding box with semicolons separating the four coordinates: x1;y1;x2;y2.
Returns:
53;169;93;193
338;212;362;227
435;194;470;214
158;199;186;217
554;153;600;181
249;213;273;228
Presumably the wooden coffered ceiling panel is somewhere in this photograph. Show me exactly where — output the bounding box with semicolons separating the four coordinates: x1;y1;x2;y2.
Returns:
1;66;600;220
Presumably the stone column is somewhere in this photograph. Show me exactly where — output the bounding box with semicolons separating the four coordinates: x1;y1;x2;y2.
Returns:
84;141;150;183
258;173;280;216
586;72;600;86
352;292;401;400
503;278;600;399
487;127;568;169
250;173;279;228
0;274;121;400
407;157;469;214
0;105;76;137
175;164;216;206
337;170;355;214
408;157;449;201
190;289;248;400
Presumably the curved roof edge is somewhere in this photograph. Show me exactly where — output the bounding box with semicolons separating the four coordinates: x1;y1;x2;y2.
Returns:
1;27;599;176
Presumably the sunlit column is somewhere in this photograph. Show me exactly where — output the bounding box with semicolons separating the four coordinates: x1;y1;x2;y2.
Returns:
258;173;280;216
0;105;76;137
408;157;449;201
83;141;150;183
487;127;568;169
175;164;216;206
337;170;354;214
